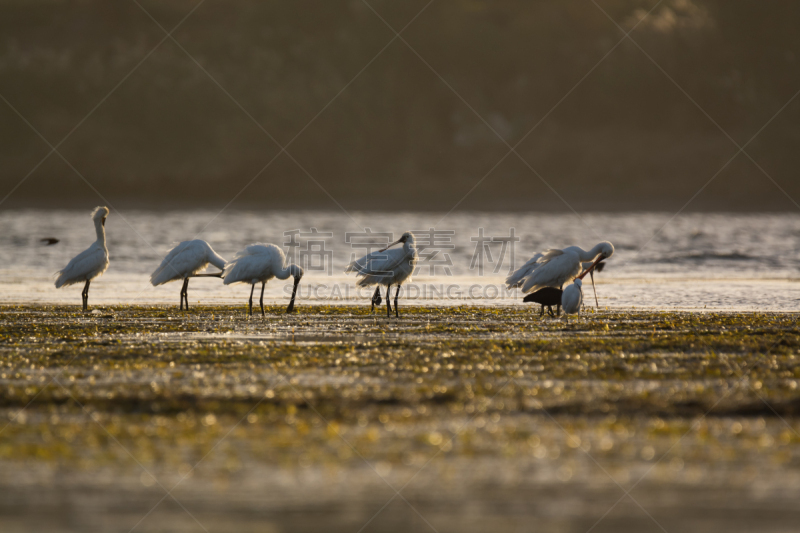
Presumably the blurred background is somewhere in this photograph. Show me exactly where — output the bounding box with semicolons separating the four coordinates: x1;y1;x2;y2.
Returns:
2;0;800;212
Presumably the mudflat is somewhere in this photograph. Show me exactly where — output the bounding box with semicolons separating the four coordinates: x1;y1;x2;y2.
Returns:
1;305;799;532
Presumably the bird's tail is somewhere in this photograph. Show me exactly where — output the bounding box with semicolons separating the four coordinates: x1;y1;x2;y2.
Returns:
149;265;174;287
54;270;73;288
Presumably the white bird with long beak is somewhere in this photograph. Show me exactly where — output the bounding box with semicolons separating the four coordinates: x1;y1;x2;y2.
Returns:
346;231;418;317
150;240;227;310
562;279;583;314
54;206;110;310
563;257;608;315
222;244;303;315
507;241;614;295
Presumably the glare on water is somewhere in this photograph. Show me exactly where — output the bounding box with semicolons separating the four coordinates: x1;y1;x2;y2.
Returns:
1;209;797;310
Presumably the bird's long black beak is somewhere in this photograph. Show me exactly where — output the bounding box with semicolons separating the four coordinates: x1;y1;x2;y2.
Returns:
579;256;603;280
378;238;402;253
286;277;300;313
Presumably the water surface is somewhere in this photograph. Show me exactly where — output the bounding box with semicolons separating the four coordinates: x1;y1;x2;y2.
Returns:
1;210;797;310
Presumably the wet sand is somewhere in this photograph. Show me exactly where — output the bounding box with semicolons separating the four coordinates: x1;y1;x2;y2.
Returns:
1;305;799;532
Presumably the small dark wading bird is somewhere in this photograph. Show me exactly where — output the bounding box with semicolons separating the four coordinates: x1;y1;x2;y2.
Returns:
222;243;303;315
523;287;563;317
54;206;110;311
346;232;418;318
522;261;606;316
150;240;227;310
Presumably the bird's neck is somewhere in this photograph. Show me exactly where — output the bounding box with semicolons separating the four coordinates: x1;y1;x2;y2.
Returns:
579;244;604;261
94;220;106;248
276;264;293;280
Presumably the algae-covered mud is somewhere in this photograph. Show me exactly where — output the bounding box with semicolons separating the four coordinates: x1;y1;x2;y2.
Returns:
1;305;800;532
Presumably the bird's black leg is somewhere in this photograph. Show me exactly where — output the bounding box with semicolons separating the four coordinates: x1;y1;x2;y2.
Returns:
556;304;561;316
394;285;400;318
248;283;255;316
82;280;90;311
181;278;190;310
547;306;555;318
386;284;392;317
260;282;266;317
539;305;544;317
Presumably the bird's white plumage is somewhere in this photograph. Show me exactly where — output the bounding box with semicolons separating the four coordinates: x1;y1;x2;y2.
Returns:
222;243;301;285
55;206;109;288
507;241;614;294
505;252;543;288
346;232;418;287
150;239;226;286
520;252;583;293
562;279;583;314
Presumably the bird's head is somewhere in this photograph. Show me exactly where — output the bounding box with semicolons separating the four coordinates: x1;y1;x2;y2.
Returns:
92;206;109;226
597;241;614;259
289;264;304;282
573;278;583;288
380;231;415;252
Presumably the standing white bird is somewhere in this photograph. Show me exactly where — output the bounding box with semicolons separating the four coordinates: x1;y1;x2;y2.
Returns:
507;242;614;294
150;240;227;310
54;206;110;310
222;244;303;315
346;232;418;317
562;279;583;314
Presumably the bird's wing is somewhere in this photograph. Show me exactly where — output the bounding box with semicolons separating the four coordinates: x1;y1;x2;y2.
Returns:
55;244;108;287
505;252;543;287
222;243;282;285
151;241;213;286
540;248;565;261
521;252;580;293
347;247;410;278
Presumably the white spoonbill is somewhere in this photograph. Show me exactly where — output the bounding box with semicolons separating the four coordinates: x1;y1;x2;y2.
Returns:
222;244;303;315
54;206;110;310
150;240;227;310
562;279;583;314
346;232;418;318
507;241;614;294
562;257;606;315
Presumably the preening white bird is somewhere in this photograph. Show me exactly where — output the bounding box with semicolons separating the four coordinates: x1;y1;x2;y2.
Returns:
222;243;303;315
150;240;227;310
507;241;615;294
562;279;583;314
346;232;418;317
54;206;110;310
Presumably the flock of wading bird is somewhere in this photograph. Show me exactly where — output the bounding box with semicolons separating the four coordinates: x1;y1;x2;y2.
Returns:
53;207;615;317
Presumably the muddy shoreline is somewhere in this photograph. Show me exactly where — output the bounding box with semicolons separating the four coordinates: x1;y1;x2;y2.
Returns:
1;306;799;532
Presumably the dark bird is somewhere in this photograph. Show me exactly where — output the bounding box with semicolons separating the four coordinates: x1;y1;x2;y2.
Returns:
371;286;382;310
40;237;59;245
523;287;563;317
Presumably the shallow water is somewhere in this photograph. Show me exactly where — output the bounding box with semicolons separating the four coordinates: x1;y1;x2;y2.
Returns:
1;209;798;310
